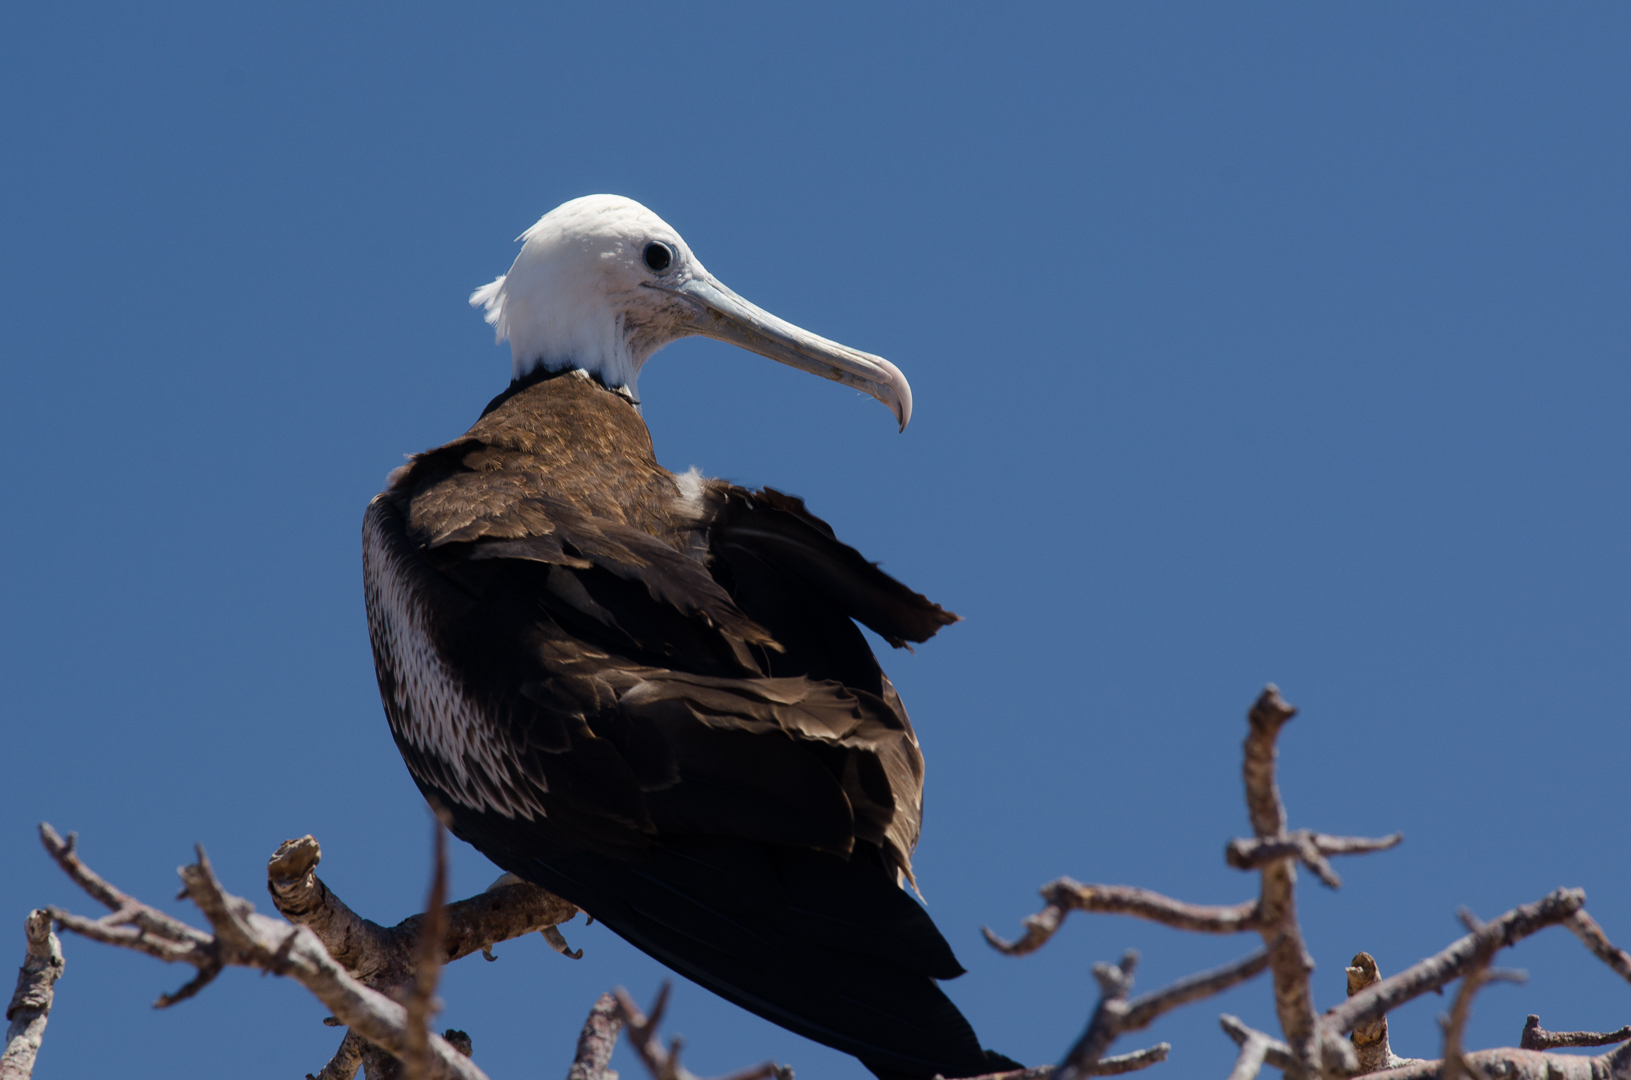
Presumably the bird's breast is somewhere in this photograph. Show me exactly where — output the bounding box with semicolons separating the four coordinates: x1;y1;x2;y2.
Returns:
362;494;543;821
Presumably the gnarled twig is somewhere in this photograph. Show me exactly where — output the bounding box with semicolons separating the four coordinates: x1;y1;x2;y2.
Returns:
1519;1015;1631;1051
613;983;792;1080
984;883;1260;956
1564;912;1631;988
3;910;66;1080
266;834;579;982
1239;686;1357;1078
1226;831;1402;891
1219;1015;1296;1074
402;823;451;1080
566;992;624;1080
1324;888;1585;1039
1055;946;1269;1080
42;825;487;1080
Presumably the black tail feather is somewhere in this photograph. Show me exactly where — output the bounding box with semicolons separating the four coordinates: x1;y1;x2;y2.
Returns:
506;837;1013;1079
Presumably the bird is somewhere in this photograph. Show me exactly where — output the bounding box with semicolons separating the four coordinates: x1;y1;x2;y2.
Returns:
362;195;1017;1080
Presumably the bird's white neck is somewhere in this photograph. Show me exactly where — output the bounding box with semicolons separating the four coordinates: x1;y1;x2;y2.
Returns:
507;294;644;394
471;263;651;397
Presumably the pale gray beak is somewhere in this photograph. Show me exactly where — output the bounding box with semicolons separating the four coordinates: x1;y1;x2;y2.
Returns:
647;275;914;430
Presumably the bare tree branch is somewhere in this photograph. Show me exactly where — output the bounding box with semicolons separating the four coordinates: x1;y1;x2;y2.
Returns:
1054;946;1271;1080
27;684;1631;1080
1239;685;1355;1078
1055;950;1140;1080
983;883;1261;956
1324;888;1586;1038
2;911;65;1080
1519;1015;1631;1052
613;984;792;1080
1219;1015;1296;1074
1563;912;1631;988
188;843;483;1080
566;992;623;1080
1224;1028;1270;1080
403;823;451;1080
986;686;1630;1080
1345;953;1418;1074
308;1028;366;1080
1361;1040;1631;1080
42;827;489;1080
1226;832;1403;890
1087;1045;1173;1076
38;823;214;979
266;835;579;982
265;829;577;1079
961;1044;1176;1080
1124;947;1274;1031
1439;944;1513;1080
38;826;803;1080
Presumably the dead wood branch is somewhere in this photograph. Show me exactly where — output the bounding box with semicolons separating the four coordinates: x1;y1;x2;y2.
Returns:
1123;947;1274;1032
1438;942;1516;1080
2;911;65;1080
1520;1016;1631;1051
1324;888;1586;1040
308;1028;366;1080
266;834;580;983
987;684;1631;1080
1361;1041;1631;1080
402;823;451;1080
1240;685;1350;1078
265;829;576;1079
1054;947;1269;1080
1564;913;1631;988
37;824;215;987
963;1044;1174;1080
1220;1015;1297;1075
983;883;1261;956
33;824;800;1080
1054;950;1141;1080
966;1045;1175;1080
1226;832;1402;890
566;992;624;1080
1084;1046;1174;1076
1225;1027;1271;1080
613;983;792;1080
1345;953;1412;1074
40;824;487;1080
23;681;1631;1080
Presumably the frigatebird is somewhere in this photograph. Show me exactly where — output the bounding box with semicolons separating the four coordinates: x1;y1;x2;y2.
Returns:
363;195;1016;1079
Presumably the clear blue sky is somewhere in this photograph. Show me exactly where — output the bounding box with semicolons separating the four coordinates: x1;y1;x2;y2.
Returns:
3;5;1627;1078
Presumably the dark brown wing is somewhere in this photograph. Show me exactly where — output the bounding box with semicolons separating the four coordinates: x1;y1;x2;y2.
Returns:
361;376;1007;1078
711;485;960;649
370;436;944;875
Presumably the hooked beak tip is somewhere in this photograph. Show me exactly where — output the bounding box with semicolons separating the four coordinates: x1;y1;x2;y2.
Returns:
657;275;916;432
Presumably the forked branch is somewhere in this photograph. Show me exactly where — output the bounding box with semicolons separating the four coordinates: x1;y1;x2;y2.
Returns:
1053;946;1269;1080
41;825;486;1080
1323;888;1588;1038
983;884;1261;956
613;983;793;1080
1520;1015;1631;1051
987;684;1631;1080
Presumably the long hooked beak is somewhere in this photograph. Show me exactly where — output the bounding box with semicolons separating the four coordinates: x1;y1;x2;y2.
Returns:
646;274;914;431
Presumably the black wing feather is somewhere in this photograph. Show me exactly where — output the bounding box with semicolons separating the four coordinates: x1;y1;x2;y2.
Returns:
368;385;1011;1078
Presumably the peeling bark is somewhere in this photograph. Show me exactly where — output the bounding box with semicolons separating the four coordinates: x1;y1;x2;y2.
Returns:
2;911;64;1080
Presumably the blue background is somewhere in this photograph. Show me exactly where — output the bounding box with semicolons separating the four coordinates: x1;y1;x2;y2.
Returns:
3;4;1627;1078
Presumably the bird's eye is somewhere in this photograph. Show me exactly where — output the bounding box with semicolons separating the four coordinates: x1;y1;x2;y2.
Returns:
643;241;674;273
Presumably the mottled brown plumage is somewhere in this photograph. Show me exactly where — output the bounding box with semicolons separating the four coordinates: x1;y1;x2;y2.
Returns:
363;370;1009;1079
